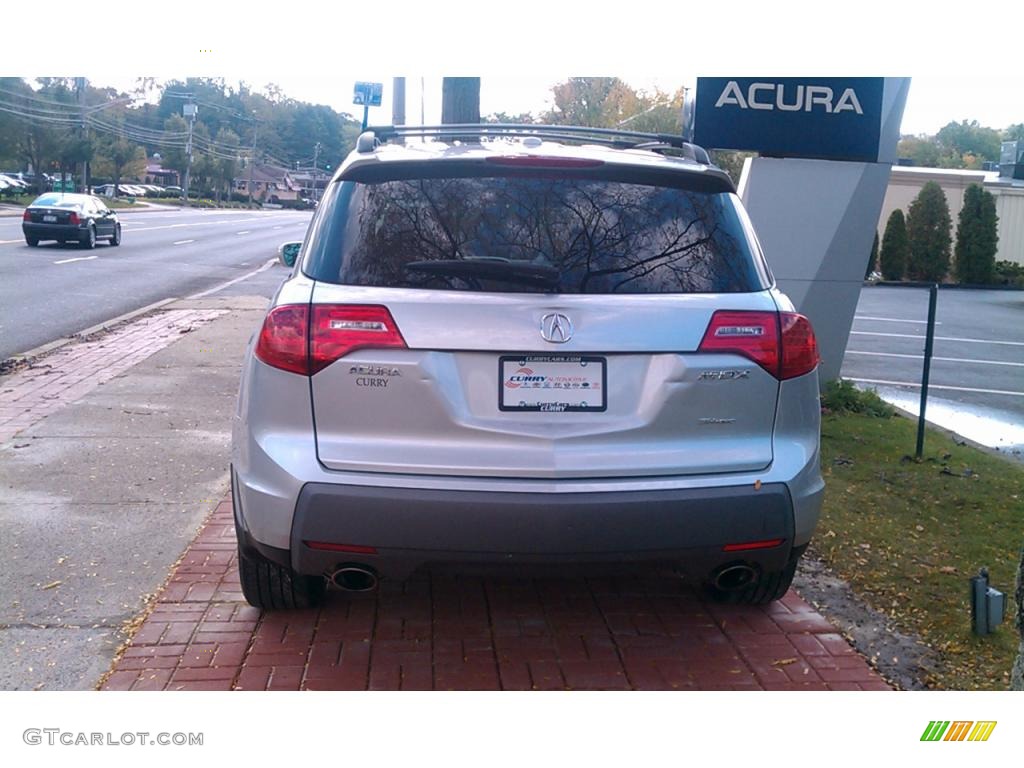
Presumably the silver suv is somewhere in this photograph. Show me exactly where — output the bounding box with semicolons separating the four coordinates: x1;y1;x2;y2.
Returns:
231;124;824;610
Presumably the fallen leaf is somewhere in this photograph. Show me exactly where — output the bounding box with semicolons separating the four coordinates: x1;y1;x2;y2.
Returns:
939;566;957;574
41;581;62;590
771;658;798;667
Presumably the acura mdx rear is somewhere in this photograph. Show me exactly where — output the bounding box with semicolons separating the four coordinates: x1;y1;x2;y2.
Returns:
231;125;824;609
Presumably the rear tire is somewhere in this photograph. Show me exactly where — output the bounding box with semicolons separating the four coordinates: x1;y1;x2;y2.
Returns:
704;545;806;606
238;545;325;610
80;225;96;249
25;237;38;247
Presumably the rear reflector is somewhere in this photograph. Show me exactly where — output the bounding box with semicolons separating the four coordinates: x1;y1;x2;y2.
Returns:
304;541;379;555
68;212;80;225
485;155;604;168
698;310;818;380
723;538;785;552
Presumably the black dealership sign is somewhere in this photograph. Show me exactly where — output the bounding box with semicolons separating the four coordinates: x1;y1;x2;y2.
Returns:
693;78;885;162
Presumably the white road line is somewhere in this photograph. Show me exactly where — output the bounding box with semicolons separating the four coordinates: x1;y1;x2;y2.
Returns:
0;239;24;244
187;258;278;299
273;226;281;229
173;239;195;245
236;231;250;235
850;330;1024;347
845;350;1024;368
849;378;1024;398
53;255;98;264
854;315;941;325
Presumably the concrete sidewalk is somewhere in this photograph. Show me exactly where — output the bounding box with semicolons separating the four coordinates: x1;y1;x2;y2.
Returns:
0;296;893;691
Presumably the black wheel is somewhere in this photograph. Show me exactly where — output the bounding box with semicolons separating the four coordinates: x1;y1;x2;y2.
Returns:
704;545;806;606
110;223;121;246
25;237;38;247
80;225;96;249
238;545;324;610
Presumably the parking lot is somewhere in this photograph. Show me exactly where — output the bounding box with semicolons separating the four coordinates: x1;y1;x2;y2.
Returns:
841;286;1024;452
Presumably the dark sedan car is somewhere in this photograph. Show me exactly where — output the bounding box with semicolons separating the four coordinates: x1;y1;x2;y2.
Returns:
22;193;122;248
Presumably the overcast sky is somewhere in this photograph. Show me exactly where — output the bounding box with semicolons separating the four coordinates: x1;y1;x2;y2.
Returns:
8;0;1020;136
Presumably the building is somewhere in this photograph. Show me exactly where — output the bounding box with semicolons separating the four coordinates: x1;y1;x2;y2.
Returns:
233;164;300;202
878;161;1024;266
143;156;180;186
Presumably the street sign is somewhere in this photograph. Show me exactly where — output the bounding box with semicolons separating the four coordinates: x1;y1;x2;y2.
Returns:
353;82;383;107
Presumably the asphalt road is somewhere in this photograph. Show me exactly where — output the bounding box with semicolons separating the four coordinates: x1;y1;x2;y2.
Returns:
0;207;312;360
840;285;1024;451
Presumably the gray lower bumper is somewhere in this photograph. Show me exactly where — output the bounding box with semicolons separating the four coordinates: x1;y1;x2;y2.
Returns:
288;481;795;579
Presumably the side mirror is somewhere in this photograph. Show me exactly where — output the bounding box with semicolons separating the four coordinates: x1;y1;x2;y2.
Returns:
278;241;301;268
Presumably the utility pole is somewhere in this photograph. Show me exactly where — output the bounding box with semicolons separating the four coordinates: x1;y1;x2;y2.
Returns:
76;77;87;193
182;100;197;205
312;142;321;203
247;113;258;206
393;78;406;145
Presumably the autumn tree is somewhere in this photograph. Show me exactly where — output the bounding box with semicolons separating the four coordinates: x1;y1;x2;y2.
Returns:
905;182;952;282
954;184;998;284
879;209;909;281
93;137;145;196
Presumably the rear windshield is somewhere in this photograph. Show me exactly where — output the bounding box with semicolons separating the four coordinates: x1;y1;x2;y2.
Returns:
32;194;83;208
303;174;766;294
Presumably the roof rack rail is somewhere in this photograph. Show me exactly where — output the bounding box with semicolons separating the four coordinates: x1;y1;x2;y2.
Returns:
357;124;711;164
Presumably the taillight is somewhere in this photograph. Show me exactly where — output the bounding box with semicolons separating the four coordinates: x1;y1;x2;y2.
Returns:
255;304;408;375
310;305;406;374
255;305;309;375
22;209;31;222
778;312;819;380
698;310;818;380
68;212;80;225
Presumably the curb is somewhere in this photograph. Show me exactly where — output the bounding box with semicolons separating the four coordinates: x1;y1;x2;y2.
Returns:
2;297;179;366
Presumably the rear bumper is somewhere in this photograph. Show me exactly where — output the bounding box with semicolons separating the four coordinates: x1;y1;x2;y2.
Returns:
235;472;800;580
22;222;87;241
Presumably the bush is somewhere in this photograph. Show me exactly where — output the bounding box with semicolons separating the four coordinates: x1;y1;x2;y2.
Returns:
906;181;952;282
954;184;998;284
995;260;1024;287
879;209;909;280
820;379;896;418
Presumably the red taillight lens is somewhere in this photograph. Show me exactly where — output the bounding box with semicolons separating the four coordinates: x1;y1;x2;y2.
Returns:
255;304;310;375
22;209;31;222
779;312;819;380
255;304;408;376
310;305;406;374
68;212;80;225
699;310;780;376
723;538;785;552
698;310;818;381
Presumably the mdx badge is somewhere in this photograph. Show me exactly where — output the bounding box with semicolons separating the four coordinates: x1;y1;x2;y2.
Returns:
540;313;573;344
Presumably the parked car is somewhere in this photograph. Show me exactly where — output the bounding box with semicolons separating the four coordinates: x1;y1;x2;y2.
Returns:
231;124;823;609
22;192;121;248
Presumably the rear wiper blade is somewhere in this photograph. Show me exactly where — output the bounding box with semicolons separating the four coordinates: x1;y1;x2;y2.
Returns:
404;258;560;287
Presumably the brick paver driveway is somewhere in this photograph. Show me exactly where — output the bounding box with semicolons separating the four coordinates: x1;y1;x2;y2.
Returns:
102;498;891;691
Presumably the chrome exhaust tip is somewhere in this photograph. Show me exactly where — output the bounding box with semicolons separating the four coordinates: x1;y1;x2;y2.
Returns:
330;565;378;592
712;563;758;591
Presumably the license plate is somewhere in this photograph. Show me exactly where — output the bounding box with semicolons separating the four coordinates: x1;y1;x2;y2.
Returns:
499;355;606;412
43;215;57;223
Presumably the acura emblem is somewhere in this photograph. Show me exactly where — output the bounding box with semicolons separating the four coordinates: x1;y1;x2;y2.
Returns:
540;312;573;343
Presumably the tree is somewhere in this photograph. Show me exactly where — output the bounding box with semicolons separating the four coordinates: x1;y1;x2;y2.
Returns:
897;135;941;167
879;209;909;281
905;182;952;282
954;184;998;284
94;137;146;197
936;120;1002;165
865;230;879;279
545;77;622;126
212;128;240;203
1004;124;1024;144
441;78;480;124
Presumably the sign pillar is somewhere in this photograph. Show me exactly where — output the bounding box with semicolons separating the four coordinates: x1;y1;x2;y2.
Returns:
694;78;911;385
